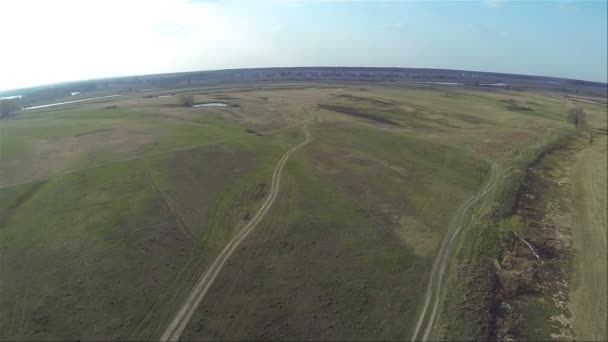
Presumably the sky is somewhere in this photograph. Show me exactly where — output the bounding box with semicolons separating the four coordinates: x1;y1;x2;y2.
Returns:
0;0;606;91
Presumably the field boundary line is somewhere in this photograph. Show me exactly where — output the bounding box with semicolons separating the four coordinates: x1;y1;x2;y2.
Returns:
147;172;197;242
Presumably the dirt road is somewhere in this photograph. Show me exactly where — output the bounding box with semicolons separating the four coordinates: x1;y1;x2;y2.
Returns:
570;136;607;341
159;125;312;341
411;163;498;341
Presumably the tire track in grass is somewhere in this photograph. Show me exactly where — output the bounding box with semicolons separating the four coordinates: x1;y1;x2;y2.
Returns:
147;172;197;243
159;125;312;341
411;163;498;341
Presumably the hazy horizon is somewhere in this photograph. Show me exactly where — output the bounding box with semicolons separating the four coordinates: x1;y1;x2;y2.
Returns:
1;0;606;92
2;64;606;94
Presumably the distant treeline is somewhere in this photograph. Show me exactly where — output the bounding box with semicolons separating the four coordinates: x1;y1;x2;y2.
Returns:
2;67;606;105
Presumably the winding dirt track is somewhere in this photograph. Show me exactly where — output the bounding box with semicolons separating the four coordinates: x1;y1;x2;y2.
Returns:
411;163;498;341
159;125;312;342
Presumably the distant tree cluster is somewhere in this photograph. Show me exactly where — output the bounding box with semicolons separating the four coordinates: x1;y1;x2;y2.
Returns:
567;106;587;129
0;99;20;118
566;106;596;144
179;94;194;107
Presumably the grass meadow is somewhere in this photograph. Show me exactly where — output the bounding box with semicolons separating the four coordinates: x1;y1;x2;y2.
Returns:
1;83;604;340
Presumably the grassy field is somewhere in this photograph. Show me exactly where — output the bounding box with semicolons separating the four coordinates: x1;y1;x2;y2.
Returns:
0;128;303;340
0;159;194;340
570;135;607;341
0;82;604;340
179;121;488;340
438;95;606;341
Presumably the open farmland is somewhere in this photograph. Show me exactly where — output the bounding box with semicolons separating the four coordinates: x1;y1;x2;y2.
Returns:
0;82;605;341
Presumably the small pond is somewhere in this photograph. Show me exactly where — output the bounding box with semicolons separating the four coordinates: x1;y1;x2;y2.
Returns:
193;102;228;107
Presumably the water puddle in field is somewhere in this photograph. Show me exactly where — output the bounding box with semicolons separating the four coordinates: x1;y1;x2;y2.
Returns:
143;94;177;99
407;81;509;87
192;102;228;107
24;95;120;110
1;95;23;100
420;82;464;85
404;81;509;87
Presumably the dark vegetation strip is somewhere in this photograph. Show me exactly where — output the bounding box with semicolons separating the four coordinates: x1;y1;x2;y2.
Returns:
335;94;395;106
506;105;534;112
317;104;400;126
438;127;576;341
495;134;583;340
74;128;115;137
444;90;510;104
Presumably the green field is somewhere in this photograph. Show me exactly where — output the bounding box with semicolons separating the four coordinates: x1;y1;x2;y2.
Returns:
0;83;605;340
570;135;607;341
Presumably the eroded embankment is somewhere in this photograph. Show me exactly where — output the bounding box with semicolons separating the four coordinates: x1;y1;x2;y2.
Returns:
494;135;585;341
437;128;577;341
